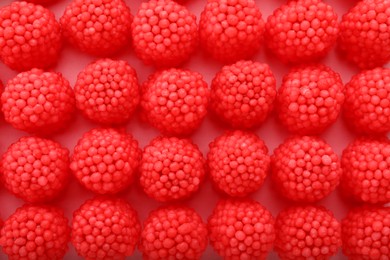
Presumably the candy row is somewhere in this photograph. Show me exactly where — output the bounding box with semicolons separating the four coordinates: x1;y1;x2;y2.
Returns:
1;0;389;72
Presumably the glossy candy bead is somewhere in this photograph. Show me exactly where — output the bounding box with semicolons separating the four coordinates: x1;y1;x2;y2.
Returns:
1;69;75;135
74;59;140;125
341;137;390;204
210;60;276;129
0;1;62;71
60;0;133;56
140;136;205;202
208;199;275;260
271;136;342;202
207;130;270;197
139;206;208;260
141;68;209;136
132;0;198;67
0;205;70;260
199;0;265;63
71;197;141;260
275;206;341;260
265;0;339;63
343;68;390;135
339;0;390;69
70;128;141;194
277;65;344;135
1;136;70;203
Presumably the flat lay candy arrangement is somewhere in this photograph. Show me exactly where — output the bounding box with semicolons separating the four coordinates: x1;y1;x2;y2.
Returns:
0;0;389;259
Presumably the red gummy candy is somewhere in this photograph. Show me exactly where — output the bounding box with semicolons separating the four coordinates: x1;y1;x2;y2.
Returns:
0;1;62;71
210;60;276;129
74;59;140;125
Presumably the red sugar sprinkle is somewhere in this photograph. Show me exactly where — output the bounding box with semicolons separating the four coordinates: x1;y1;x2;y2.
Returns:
1;69;75;135
275;206;341;260
140;136;205;202
132;0;198;67
343;67;390;135
210;60;276;129
60;0;133;56
199;0;265;63
265;0;339;63
140;68;209;136
277;65;344;135
341;137;390;204
74;59;140;125
0;205;70;260
339;0;390;69
342;206;390;259
207;130;270;197
0;1;62;71
139;206;208;260
208;199;275;260
271;136;342;202
71;197;141;260
70;128;141;195
1;136;70;203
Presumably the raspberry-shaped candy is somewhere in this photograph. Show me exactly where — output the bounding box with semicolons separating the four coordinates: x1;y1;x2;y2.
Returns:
140;136;205;202
339;0;390;69
60;0;133;56
71;197;141;260
271;136;341;202
1;69;75;135
0;1;62;71
199;0;265;63
139;206;208;259
265;0;339;63
141;68;209;136
0;205;70;260
74;59;140;125
277;65;344;135
207;130;270;197
341;137;390;204
70;128;141;194
275;206;341;260
208;199;275;260
132;0;198;67
342;206;390;259
210;60;276;129
1;136;70;203
343;68;390;135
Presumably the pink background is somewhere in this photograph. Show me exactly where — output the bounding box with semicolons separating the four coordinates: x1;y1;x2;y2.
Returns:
0;0;384;259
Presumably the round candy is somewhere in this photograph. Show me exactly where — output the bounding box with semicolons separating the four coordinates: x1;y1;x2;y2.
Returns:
265;0;339;63
139;206;208;260
341;137;390;204
207;130;270;197
70;128;141;194
60;0;133;56
277;64;344;135
275;206;341;260
0;205;70;259
0;1;62;71
132;0;198;67
271;136;341;202
71;197;141;259
210;60;276;129
140;136;205;202
199;0;265;63
339;0;390;69
208;199;275;260
343;67;390;135
1;69;75;135
1;136;70;203
74;59;140;125
140;68;209;136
